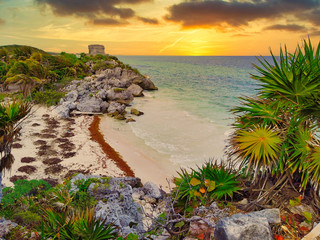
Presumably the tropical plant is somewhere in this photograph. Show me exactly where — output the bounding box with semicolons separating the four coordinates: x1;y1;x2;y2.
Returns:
228;39;320;194
173;161;240;212
40;207;117;240
0;100;31;200
32;89;65;106
5;60;44;97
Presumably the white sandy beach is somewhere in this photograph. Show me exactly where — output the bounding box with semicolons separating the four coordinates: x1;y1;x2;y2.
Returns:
99;116;172;189
3;106;125;187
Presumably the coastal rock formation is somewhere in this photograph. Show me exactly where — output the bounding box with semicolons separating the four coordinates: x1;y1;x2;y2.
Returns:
70;174;165;237
56;66;157;119
214;208;280;240
0;218;18;238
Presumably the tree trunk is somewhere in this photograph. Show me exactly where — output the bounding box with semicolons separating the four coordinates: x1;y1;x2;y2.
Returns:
0;171;3;202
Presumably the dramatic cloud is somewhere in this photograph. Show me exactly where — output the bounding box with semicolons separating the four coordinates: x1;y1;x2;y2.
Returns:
165;0;320;29
309;30;320;36
264;24;308;32
35;0;153;25
137;17;159;24
88;18;128;26
300;9;320;25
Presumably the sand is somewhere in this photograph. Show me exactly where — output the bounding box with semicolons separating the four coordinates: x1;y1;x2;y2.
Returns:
99;116;172;189
3;106;124;187
3;105;171;190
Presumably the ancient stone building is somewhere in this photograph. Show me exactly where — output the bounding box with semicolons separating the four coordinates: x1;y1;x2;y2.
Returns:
88;44;105;55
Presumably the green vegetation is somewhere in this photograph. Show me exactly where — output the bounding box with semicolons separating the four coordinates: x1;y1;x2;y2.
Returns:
173;161;241;213
229;39;320;193
0;178;118;239
0;100;31;201
0;45;140;106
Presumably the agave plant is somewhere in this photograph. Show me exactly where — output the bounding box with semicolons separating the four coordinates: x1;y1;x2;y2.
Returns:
229;39;320;193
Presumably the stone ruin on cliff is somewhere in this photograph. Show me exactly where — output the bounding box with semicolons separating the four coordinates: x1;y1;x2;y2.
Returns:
88;44;105;55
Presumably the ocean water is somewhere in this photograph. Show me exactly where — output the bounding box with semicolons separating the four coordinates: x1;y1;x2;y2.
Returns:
109;56;264;173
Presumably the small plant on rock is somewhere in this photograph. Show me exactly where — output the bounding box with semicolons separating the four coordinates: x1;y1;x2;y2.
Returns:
173;161;240;212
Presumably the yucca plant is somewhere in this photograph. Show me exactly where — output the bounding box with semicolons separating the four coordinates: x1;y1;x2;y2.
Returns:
229;39;320;195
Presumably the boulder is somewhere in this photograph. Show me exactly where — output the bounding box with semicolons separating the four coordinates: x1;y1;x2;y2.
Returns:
114;114;126;120
134;76;158;90
108;102;126;114
127;84;144;97
97;89;107;100
113;67;123;79
54;101;76;118
214;212;273;240
143;182;162;199
126;118;136;123
107;77;123;88
0;218;18;238
246;208;280;224
64;90;78;102
189;220;215;239
131;108;144;116
100;101;109;112
77;96;102;112
106;89;118;101
96;74;106;81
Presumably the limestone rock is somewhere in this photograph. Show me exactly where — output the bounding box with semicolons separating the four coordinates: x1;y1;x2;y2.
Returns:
114;114;126;120
126;118;136;123
64;90;78;102
77;96;102;112
127;84;144;97
134;76;158;90
246;208;280;224
131;108;144;116
97;89;107;100
214;213;273;240
189;220;215;239
54;101;76;118
108;102;126;114
100;101;109;113
143;182;162;199
0;218;18;237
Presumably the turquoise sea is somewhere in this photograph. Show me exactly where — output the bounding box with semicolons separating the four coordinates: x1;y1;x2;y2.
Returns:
113;56;267;172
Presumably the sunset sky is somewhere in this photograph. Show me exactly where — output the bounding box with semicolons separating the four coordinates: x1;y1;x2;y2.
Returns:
0;0;320;56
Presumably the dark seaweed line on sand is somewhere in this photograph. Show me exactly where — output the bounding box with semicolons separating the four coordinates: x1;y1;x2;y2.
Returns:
89;116;135;177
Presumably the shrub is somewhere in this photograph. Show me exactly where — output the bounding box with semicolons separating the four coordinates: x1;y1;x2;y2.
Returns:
40;207;118;240
1;179;51;208
173;161;240;212
32;89;65;106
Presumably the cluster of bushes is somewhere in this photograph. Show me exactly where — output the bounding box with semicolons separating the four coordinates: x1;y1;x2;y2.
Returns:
0;45;141;105
0;178;119;239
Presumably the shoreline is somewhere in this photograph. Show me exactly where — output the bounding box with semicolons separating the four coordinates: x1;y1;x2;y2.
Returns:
99;115;172;189
88;116;135;177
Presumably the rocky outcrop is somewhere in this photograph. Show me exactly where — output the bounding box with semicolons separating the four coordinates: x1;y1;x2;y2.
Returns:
214;208;280;240
56;66;157;120
0;218;18;238
69;174;165;237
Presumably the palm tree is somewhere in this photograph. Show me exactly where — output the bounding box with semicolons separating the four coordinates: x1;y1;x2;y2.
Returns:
229;39;320;195
0;100;31;200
